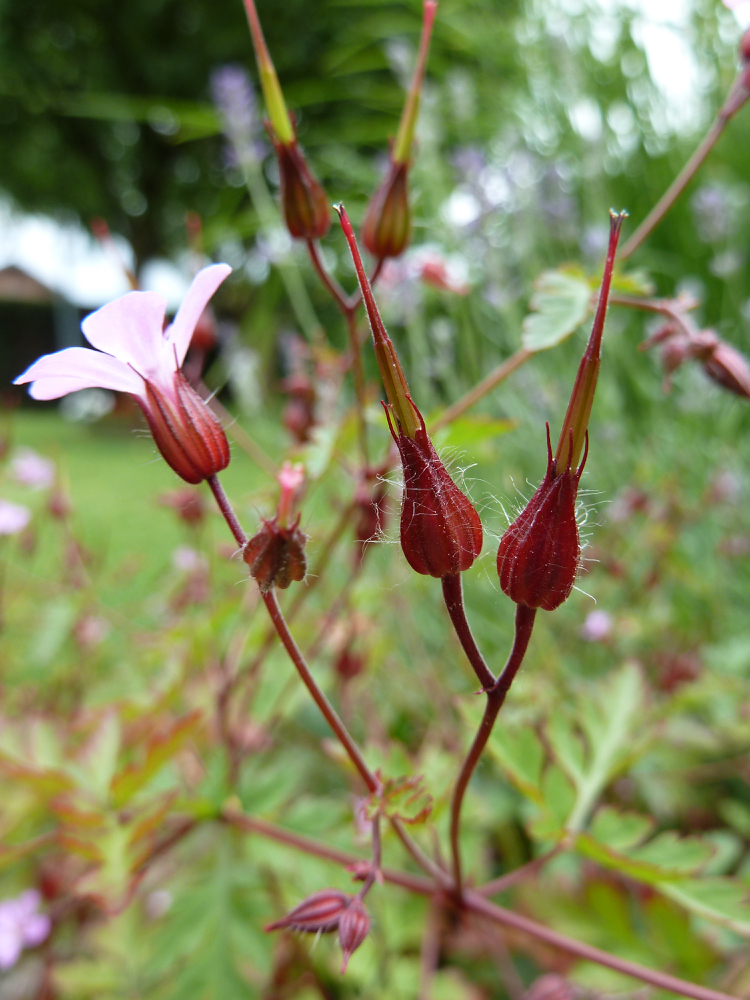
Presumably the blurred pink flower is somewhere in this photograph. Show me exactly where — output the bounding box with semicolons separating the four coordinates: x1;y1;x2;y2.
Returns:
11;449;55;490
0;890;51;970
0;499;31;536
581;609;614;642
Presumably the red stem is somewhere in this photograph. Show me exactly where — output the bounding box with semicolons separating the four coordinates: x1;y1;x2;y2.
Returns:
449;604;537;898
441;573;495;690
261;588;379;794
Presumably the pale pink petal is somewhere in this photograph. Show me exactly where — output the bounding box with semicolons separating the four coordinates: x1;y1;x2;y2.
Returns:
0;927;22;970
166;264;232;367
21;913;50;948
15;348;144;399
0;500;31;535
81;291;168;380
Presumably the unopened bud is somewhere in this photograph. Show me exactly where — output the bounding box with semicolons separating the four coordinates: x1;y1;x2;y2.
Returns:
703;338;750;399
740;27;750;65
267;125;330;240
338;897;370;973
385;401;483;578
362;158;411;260
497;426;586;611
141;372;230;485
265;889;351;934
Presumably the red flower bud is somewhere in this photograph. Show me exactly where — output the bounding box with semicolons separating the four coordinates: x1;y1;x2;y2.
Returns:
497;427;587;611
266;123;330;240
740;27;750;65
265;889;351;934
362;158;411;260
338;897;370;973
702;338;750;400
141;371;230;485
242;515;307;592
385;401;483;578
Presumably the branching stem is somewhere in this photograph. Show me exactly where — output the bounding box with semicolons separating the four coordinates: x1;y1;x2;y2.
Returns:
449;604;537;899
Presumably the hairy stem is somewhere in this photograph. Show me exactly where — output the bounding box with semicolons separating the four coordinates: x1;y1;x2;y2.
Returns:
441;573;495;690
449;604;537;898
261;588;379;793
207;476;247;547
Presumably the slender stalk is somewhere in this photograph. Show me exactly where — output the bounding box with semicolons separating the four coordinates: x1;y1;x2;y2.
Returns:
306;239;351;315
441;573;495;690
261;588;379;794
465;893;738;1000
345;309;371;464
478;844;566;897
207;476;247;547
237;500;357;708
358;815;381;899
449;604;537;899
429;348;531;433
224;808;740;1000
620;117;726;261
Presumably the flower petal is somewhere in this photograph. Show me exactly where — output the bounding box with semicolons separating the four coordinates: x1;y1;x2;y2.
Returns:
81;291;167;380
166;264;232;367
15;347;144;399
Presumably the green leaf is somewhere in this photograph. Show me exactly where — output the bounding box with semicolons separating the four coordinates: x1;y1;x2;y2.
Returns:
589;806;654;852
521;267;591;352
111;711;203;807
660;877;750;937
488;725;545;804
552;662;644;832
631;831;714;874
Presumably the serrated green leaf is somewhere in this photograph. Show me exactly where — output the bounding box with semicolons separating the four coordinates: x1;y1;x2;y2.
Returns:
609;268;655;296
562;663;644;832
589;806;654;852
488;725;545;803
111;711;202;807
521;267;591;352
660;877;750;937
631;831;713;874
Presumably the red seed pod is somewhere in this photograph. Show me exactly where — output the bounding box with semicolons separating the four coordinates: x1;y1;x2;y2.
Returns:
362;158;411;260
702;338;750;400
338;897;370;973
266;122;330;240
497;426;586;611
141;371;230;485
265;889;351;934
242;515;307;592
385;401;483;578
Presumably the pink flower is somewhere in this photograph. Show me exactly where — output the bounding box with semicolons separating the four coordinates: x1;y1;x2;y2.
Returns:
0;890;51;970
0;499;31;536
14;265;233;485
11;449;55;490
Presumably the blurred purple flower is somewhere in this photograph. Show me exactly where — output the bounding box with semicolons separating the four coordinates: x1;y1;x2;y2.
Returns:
0;499;31;536
692;186;729;244
0;890;51;970
11;449;55;490
210;65;263;163
581;609;613;642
